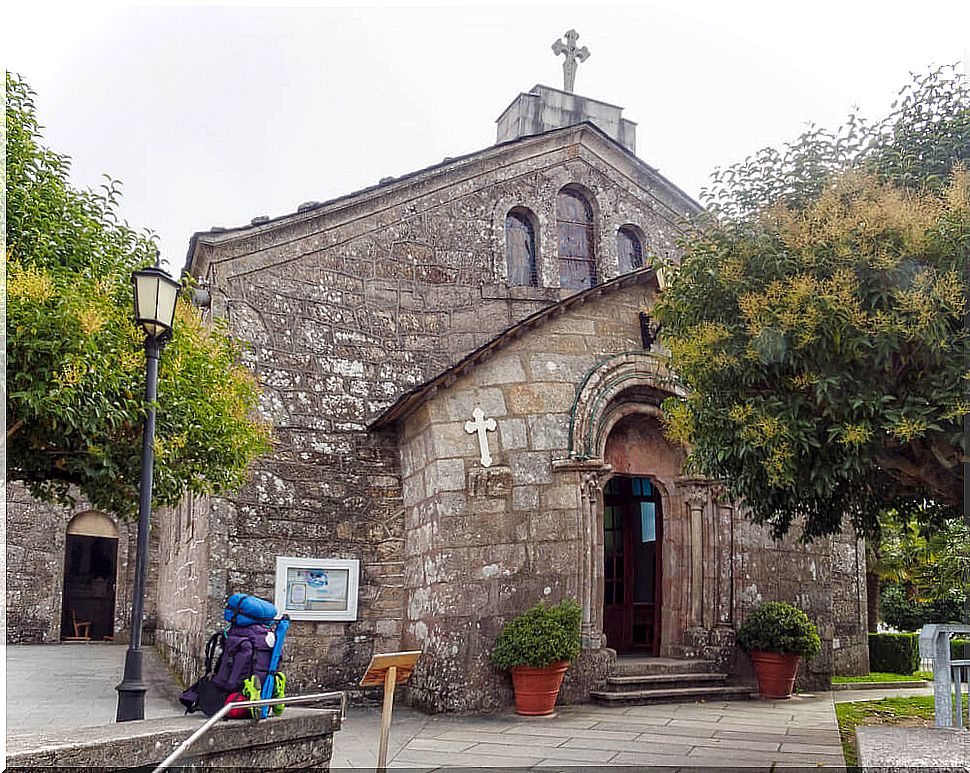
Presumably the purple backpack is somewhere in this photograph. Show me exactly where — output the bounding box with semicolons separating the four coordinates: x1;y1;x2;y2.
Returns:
180;624;276;716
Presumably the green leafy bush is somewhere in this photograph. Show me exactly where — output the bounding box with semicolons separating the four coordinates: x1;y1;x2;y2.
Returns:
868;633;919;674
492;599;581;670
952;639;970;660
736;602;821;658
881;583;966;631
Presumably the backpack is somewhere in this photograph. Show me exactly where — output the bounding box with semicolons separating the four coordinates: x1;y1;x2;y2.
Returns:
180;594;287;718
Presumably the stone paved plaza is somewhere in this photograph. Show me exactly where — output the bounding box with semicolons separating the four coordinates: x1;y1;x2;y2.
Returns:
8;645;852;768
334;698;846;769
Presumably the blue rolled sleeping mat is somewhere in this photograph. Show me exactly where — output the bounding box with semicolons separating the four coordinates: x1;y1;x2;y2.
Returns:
225;593;278;626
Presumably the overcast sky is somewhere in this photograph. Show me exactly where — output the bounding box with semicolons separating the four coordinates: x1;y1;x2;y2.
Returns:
6;2;969;271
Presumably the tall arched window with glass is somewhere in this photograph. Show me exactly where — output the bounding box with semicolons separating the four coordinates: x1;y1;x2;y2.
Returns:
505;208;537;286
617;227;644;274
557;189;596;290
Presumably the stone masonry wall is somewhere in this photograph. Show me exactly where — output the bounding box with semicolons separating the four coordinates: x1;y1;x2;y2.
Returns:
728;518;869;689
180;127;697;695
5;482;158;645
396;279;869;709
399;284;659;711
830;530;870;676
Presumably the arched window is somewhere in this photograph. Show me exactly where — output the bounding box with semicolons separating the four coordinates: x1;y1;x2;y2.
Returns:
557;188;596;290
617;227;644;274
505;208;537;286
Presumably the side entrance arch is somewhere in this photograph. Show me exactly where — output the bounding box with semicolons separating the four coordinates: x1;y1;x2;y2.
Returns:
61;511;119;641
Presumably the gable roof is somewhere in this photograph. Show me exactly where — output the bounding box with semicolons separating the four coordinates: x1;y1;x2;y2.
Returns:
183;121;702;276
369;267;660;430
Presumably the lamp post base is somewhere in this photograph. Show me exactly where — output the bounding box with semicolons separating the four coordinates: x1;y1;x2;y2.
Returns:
115;648;147;721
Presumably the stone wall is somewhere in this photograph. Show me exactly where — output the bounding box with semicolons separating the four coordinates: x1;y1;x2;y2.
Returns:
154;493;224;684
395;280;869;709
180;126;697;695
6;707;340;770
399;283;660;711
5;482;158;645
830;530;870;676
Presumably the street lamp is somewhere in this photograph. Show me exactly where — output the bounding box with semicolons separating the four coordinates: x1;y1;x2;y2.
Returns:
116;263;180;722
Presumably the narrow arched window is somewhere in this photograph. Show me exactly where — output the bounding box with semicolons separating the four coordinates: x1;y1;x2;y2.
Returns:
557;188;596;290
617;227;644;274
505;208;537;286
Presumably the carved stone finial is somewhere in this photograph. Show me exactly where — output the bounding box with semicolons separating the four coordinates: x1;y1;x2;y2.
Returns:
551;29;590;93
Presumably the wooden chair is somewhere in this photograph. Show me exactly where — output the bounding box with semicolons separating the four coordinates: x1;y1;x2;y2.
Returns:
64;609;92;641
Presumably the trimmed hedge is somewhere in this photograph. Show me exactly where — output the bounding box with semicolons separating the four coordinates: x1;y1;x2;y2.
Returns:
869;633;918;675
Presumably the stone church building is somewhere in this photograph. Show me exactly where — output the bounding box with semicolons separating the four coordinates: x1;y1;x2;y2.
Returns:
6;45;869;712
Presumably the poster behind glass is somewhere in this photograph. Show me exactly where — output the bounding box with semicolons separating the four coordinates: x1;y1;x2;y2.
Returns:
285;566;349;612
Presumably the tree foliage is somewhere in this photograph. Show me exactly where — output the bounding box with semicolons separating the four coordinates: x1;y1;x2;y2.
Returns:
656;66;969;539
6;73;272;518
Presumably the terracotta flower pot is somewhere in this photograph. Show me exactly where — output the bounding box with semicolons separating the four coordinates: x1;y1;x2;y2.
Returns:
750;651;801;699
510;661;570;715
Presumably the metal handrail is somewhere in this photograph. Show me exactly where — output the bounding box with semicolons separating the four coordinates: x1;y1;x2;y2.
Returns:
152;691;347;773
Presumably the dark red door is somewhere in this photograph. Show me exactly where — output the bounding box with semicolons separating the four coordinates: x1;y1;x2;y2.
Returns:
603;476;662;655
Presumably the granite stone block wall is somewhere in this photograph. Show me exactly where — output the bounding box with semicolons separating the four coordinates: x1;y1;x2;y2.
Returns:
5;482;158;646
161;127;697;696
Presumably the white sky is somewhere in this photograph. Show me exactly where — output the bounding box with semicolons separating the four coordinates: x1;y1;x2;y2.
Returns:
5;2;969;272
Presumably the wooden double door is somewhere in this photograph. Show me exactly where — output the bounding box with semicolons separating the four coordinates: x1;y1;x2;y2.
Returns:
602;476;662;655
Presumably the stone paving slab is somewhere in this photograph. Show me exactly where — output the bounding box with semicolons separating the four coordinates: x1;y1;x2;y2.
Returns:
6;644;184;735
857;726;970;770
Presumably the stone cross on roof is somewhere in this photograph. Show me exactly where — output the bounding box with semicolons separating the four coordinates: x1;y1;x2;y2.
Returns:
552;29;590;93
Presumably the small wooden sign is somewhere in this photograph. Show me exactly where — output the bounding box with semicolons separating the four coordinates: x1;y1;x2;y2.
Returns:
359;650;421;687
360;650;422;772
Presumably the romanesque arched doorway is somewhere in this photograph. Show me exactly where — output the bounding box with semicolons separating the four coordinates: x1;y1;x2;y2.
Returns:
602;473;663;655
61;511;119;641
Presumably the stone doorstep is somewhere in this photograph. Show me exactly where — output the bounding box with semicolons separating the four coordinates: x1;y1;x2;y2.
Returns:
607;671;729;685
591;685;757;704
5;708;341;769
830;679;929;691
609;657;716;676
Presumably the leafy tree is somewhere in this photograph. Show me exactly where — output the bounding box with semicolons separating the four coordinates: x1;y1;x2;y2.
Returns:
656;65;968;539
871;509;968;630
6;73;272;519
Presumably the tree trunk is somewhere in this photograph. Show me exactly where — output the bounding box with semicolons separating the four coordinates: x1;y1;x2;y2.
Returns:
866;570;880;633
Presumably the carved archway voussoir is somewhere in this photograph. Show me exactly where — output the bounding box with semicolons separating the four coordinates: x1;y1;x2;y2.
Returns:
568;352;684;459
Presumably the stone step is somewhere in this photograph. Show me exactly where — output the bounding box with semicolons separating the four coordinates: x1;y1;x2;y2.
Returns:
609;657;716;676
591;684;756;705
603;672;729;691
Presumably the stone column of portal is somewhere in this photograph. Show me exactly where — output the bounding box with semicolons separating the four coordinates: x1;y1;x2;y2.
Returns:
685;486;708;631
716;502;735;629
703;490;718;631
553;459;611;650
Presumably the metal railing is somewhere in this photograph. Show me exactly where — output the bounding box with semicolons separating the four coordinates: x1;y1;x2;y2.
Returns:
919;624;970;729
952;660;970;729
152;691;347;773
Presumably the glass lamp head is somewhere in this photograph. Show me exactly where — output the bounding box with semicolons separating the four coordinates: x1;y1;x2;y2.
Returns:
132;266;180;339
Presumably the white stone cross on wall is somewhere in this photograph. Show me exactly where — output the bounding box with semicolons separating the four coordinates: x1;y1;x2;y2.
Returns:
551;29;590;93
464;407;497;468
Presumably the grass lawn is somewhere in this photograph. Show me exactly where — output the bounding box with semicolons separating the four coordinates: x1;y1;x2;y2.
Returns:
832;671;932;684
836;695;969;767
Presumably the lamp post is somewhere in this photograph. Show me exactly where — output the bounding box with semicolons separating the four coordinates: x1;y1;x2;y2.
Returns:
116;263;180;722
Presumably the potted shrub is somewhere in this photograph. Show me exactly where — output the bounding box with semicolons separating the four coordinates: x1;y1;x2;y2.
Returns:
736;601;821;699
491;598;581;715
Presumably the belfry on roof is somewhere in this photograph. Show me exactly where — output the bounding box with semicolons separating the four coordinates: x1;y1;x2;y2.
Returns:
497;29;636;153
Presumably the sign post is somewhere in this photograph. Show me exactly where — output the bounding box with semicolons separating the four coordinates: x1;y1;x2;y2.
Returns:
360;650;421;772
